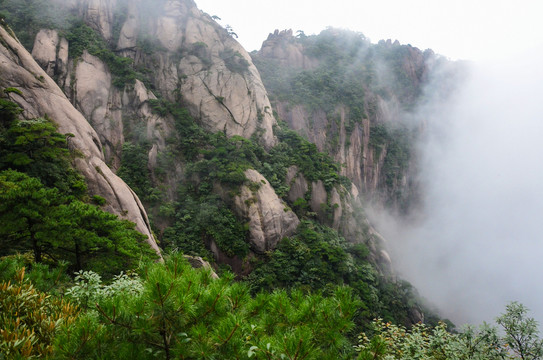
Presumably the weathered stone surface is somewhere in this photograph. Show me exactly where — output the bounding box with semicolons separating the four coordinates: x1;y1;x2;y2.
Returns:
0;26;160;255
310;180;327;219
117;2;138;50
286;166;308;203
37;0;277;166
233;169;299;253
81;0;115;41
56;37;70;85
330;187;343;229
260;29;318;69
31;29;59;77
129;0;278;148
275;102;396;198
73;51;125;165
184;255;219;279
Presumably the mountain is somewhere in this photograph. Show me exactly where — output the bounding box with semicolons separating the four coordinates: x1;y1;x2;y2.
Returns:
253;29;462;212
0;0;464;330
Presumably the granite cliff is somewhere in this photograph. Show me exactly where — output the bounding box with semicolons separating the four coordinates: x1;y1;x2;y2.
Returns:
0;24;160;254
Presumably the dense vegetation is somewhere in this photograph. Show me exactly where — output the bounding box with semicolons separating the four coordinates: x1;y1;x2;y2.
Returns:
0;0;435;335
0;0;70;49
2;253;542;359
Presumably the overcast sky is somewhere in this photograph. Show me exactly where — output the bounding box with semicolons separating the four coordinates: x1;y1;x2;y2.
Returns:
194;0;543;61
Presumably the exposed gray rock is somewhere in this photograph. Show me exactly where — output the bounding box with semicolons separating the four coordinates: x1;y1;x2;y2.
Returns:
286;166;308;202
0;26;160;255
117;2;138;50
330;187;343;229
120;0;278;147
31;29;59;77
310;180;327;219
81;0;115;41
259;29;318;69
74;51;124;165
233;169;299;253
184;255;219;279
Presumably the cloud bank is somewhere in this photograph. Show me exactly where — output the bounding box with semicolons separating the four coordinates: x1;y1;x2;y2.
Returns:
372;45;543;326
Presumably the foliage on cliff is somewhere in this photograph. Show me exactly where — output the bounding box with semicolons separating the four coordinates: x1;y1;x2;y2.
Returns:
0;254;361;359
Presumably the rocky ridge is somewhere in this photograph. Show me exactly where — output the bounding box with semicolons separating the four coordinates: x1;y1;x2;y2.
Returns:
17;0;308;264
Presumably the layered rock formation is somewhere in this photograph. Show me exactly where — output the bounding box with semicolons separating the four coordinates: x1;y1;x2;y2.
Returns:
14;0;293;262
6;0;411;272
259;29;318;69
33;0;276;166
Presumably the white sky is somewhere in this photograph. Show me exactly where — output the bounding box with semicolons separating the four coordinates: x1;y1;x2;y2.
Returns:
194;0;543;61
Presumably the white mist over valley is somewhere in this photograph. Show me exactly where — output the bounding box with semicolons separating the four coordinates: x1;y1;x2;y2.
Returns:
372;45;543;326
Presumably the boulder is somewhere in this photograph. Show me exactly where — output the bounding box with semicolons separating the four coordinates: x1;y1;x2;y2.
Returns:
234;169;299;253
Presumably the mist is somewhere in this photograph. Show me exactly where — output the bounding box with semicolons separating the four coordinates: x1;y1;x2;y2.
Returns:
370;45;543;326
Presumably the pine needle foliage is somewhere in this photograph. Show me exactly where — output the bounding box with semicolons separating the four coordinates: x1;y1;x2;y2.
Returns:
55;253;361;359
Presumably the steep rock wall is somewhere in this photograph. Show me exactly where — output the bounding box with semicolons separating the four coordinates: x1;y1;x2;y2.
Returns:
35;0;276;162
0;25;160;254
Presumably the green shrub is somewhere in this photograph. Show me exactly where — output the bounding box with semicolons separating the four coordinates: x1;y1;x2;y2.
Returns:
0;267;79;358
64;22;138;88
220;48;250;74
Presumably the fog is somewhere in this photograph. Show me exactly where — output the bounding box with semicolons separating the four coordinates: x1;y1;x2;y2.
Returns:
370;45;543;326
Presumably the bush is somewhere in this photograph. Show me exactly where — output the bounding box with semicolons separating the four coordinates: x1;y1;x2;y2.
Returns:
0;267;79;358
64;22;138;88
220;48;250;74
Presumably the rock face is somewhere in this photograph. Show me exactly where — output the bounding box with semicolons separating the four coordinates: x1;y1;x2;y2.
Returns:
277;103;396;198
0;25;160;255
31;29;60;77
259;29;318;69
233;169;300;253
285;166;308;203
160;0;277;148
19;1;410;273
82;0;275;151
31;0;277;171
